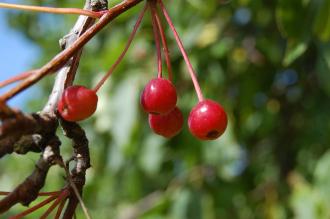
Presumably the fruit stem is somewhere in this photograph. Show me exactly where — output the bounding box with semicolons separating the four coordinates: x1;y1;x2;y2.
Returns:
150;2;173;81
0;71;34;89
0;191;61;196
40;189;69;219
9;194;58;219
149;1;163;78
54;197;67;219
0;2;102;18
158;0;204;101
93;3;148;92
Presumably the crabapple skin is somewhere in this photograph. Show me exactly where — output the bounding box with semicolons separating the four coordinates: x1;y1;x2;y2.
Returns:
188;99;227;140
148;106;184;138
57;85;98;122
140;78;177;115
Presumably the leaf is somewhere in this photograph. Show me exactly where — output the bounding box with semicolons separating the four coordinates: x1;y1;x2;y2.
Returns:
283;40;308;66
276;0;312;65
313;0;330;41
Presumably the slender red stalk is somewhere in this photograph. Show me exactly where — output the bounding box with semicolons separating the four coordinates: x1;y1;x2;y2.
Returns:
93;3;148;92
38;191;62;196
151;3;173;81
0;192;10;196
54;197;67;219
0;71;34;89
40;190;69;219
9;195;58;219
158;0;204;101
0;191;60;196
149;1;162;78
0;3;102;18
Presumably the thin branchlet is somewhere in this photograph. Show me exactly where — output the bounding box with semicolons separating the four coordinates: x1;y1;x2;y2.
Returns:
0;0;143;102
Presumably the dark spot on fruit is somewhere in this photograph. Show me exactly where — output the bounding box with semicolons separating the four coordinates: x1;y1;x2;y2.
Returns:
206;130;220;139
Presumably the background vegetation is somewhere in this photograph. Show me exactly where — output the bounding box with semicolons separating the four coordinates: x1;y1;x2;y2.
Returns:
1;0;330;218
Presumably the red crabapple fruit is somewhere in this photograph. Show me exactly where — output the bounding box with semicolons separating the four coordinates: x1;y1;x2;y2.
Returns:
140;78;177;115
58;85;98;122
149;106;183;138
188;99;227;140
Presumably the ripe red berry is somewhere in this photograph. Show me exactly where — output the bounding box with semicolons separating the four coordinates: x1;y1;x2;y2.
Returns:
188;99;227;140
140;78;177;115
57;85;98;122
149;106;184;138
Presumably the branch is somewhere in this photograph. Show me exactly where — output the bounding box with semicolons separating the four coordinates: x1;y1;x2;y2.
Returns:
0;70;34;89
59;119;91;219
0;102;17;120
42;0;108;114
0;113;57;158
0;3;102;18
0;136;62;213
0;0;108;157
0;0;144;101
10;194;59;219
39;189;69;219
0;0;146;217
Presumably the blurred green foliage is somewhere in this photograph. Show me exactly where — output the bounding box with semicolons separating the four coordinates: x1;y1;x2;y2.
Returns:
1;0;330;218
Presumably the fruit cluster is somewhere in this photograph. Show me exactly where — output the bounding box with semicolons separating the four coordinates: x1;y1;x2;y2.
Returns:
57;0;227;140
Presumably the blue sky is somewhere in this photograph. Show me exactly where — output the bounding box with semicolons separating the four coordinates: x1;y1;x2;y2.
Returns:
0;8;40;108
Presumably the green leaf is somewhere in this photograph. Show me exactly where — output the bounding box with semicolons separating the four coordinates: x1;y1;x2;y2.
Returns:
313;0;330;41
283;40;308;66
